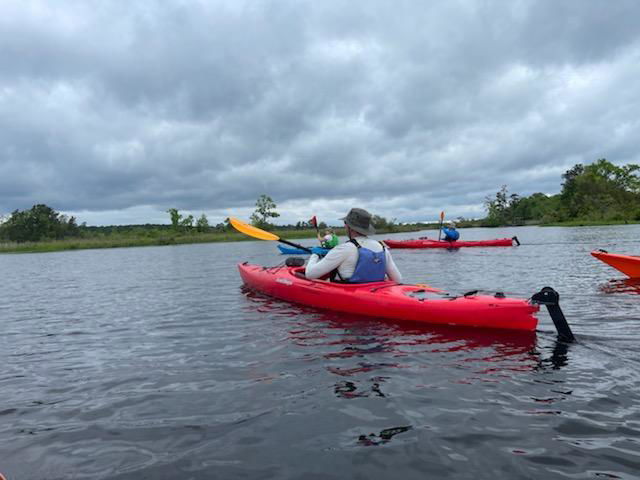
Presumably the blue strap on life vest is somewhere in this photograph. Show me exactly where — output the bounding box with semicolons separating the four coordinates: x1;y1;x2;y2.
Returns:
348;239;387;283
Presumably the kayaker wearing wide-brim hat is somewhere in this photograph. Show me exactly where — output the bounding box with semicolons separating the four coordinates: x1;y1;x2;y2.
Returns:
305;208;402;283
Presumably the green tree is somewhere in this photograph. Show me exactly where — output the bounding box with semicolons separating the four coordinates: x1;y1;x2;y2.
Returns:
181;215;194;230
559;159;640;221
64;215;80;237
167;208;182;231
483;159;640;225
371;215;389;230
587;158;640;193
0;204;81;242
250;195;280;227
484;186;522;225
196;214;209;233
511;192;561;223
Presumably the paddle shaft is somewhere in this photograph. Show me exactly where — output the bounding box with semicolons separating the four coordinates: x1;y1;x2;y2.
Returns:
280;238;313;253
311;216;324;248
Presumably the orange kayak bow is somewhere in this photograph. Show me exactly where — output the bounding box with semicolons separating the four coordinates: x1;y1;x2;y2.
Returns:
591;250;640;278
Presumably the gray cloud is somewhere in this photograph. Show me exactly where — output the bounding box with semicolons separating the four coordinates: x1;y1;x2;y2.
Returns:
1;0;640;225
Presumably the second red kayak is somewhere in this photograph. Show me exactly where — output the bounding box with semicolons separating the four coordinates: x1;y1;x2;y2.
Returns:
383;236;519;249
591;250;640;278
239;263;539;331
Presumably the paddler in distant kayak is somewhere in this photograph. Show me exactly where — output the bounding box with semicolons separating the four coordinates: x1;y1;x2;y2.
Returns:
441;221;460;242
306;208;402;283
318;228;339;249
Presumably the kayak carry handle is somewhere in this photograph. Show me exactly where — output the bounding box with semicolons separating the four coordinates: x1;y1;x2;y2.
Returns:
512;236;521;246
531;287;575;343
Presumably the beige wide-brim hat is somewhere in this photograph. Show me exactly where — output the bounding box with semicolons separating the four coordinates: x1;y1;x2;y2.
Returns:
341;208;376;235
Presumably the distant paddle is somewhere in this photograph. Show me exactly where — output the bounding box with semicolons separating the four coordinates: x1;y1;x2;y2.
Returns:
310;215;319;234
229;217;313;253
437;211;445;241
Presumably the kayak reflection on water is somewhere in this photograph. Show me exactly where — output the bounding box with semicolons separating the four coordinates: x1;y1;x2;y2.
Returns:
599;278;640;295
242;286;573;374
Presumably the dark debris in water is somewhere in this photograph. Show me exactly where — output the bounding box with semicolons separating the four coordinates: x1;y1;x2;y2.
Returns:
594;473;622;479
334;379;387;399
357;425;413;446
525;410;563;416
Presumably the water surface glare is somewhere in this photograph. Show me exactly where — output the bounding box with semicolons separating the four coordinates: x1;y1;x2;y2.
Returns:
1;225;639;479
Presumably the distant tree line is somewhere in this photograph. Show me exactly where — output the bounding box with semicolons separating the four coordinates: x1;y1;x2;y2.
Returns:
0;205;225;243
5;159;636;245
483;159;640;226
0;189;418;246
0;204;81;242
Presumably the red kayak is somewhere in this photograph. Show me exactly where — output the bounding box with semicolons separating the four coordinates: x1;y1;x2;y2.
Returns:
383;236;519;249
238;263;539;331
591;250;640;278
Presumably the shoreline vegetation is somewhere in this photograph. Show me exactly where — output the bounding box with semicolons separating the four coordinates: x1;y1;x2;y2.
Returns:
1;158;638;255
0;224;429;254
1;218;638;255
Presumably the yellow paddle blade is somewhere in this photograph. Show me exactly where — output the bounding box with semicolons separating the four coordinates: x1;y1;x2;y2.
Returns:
439;211;445;221
229;217;280;241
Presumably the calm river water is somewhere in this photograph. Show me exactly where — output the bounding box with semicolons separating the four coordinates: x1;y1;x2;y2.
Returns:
1;225;639;479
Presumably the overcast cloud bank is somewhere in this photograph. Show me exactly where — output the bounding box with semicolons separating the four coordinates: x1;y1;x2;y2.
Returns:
1;0;639;225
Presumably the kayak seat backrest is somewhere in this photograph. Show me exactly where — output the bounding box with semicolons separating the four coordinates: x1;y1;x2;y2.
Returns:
285;257;306;267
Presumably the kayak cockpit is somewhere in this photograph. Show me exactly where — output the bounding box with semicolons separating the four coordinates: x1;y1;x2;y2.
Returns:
288;266;398;288
287;267;445;296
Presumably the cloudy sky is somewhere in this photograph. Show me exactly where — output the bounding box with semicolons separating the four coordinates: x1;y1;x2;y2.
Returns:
1;0;639;226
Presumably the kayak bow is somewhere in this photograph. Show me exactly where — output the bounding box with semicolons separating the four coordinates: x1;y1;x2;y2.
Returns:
591;250;640;278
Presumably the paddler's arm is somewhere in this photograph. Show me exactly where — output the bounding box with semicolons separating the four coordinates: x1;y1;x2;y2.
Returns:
305;243;351;279
384;250;403;283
